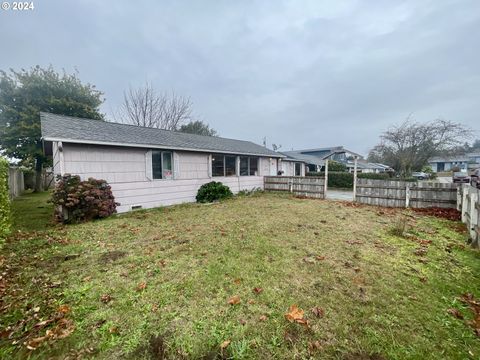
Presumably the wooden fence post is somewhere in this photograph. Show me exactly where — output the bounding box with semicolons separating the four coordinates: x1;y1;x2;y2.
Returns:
457;185;462;211
469;192;478;243
405;184;411;208
324;160;329;197
353;156;358;201
462;185;469;223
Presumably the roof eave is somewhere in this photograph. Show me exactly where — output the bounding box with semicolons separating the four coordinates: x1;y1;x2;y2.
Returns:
43;137;285;158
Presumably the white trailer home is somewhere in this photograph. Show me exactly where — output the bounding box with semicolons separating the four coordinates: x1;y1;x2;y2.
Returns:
41;112;284;213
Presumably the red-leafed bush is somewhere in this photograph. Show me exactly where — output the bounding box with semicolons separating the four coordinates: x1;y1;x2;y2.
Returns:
51;174;118;223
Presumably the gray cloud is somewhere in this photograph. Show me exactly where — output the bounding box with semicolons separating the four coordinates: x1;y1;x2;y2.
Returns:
1;0;479;154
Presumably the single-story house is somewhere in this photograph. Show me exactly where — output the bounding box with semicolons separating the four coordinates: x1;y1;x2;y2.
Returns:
40;112;285;213
428;153;480;172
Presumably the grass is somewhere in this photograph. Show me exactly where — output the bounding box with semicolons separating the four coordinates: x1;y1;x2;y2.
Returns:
1;192;479;359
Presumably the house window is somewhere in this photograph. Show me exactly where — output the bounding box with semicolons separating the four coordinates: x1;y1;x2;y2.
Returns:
240;156;259;176
212;154;237;177
225;156;236;176
152;151;173;179
295;162;302;176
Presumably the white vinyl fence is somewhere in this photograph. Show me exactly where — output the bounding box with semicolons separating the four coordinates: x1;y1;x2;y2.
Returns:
458;185;479;248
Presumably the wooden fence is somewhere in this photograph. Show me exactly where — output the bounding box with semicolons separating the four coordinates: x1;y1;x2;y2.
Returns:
458;185;479;247
8;167;24;199
355;179;458;208
264;176;325;199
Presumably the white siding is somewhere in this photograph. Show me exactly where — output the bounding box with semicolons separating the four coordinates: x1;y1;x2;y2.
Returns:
60;143;268;213
280;161;295;176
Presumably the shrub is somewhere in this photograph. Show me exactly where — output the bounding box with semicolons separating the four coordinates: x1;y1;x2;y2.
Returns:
51;174;118;223
328;161;347;172
196;181;233;203
358;173;391;180
0;157;11;245
422;165;437;180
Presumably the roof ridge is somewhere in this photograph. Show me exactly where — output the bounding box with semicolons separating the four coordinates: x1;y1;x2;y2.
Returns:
40;112;283;157
39;112;261;146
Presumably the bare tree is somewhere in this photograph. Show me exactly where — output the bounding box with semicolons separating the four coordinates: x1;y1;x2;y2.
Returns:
115;82;192;130
368;118;471;175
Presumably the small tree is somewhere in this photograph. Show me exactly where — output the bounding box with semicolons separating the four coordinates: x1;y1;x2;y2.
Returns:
115;82;193;130
179;120;217;136
368;118;470;176
0;66;104;192
327;160;347;172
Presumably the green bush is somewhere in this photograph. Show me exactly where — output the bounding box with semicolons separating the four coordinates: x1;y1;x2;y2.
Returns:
196;181;233;203
328;161;347;172
358;173;391;180
51;174;118;224
306;171;391;188
0;157;11;245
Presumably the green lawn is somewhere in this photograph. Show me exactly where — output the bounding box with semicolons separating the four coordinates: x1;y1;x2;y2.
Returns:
1;192;479;359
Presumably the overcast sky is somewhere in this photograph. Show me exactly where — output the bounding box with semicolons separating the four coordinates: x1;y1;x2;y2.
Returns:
1;0;479;155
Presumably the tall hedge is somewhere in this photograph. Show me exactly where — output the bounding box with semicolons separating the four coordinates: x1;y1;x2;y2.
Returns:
0;157;11;244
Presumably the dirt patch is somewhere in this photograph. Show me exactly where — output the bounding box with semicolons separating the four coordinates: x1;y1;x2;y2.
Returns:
149;334;167;359
343;352;386;360
99;251;127;264
411;208;461;221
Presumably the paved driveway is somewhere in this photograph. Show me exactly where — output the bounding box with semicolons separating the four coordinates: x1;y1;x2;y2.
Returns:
326;189;354;201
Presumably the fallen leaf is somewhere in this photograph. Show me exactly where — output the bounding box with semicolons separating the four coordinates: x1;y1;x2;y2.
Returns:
253;287;263;294
100;294;112;304
26;336;47;350
234;278;241;285
137;282;147;291
33;306;40;313
228;295;241;305
315;255;325;261
220;340;231;349
57;305;70;314
259;315;268;321
311;307;325;318
239;319;247;325
285;304;307;326
447;308;464;319
247;299;255;305
34;319;53;328
109;326;119;334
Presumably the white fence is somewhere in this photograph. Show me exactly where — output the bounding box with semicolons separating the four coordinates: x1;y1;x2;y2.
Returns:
8;167;24;199
458;185;479;248
264;176;325;199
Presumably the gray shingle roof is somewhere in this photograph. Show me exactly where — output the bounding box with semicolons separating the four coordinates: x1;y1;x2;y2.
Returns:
40;112;283;157
279;152;325;166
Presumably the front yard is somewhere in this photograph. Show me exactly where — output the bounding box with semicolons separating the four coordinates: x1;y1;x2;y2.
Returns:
1;192;479;359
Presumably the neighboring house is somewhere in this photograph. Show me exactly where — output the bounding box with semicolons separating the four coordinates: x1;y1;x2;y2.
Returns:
428;153;480;172
277;154;307;176
349;161;394;174
283;146;391;173
40;113;284;213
